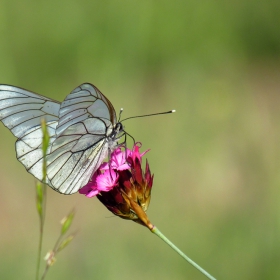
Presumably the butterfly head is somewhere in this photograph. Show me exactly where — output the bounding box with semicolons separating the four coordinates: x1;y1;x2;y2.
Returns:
110;122;123;136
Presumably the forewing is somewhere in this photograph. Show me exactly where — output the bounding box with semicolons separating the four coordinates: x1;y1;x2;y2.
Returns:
0;85;60;182
46;83;118;194
56;83;117;136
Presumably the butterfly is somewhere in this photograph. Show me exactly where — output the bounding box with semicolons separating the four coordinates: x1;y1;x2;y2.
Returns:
0;83;124;194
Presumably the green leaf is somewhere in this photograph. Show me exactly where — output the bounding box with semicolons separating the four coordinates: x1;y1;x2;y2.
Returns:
61;209;75;235
41;119;50;182
57;235;75;252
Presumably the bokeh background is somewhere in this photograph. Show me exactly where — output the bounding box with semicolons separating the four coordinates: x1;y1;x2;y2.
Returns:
0;1;280;279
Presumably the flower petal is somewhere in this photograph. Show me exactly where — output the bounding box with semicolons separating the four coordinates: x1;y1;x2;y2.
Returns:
96;170;119;192
79;182;99;197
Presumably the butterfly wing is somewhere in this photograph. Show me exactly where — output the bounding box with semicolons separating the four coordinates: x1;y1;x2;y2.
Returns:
0;83;119;195
46;83;118;194
0;85;60;182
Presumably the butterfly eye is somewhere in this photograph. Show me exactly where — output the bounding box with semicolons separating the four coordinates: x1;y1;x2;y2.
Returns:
116;122;123;131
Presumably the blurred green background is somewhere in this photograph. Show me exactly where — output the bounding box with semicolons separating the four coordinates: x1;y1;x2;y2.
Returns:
0;1;280;279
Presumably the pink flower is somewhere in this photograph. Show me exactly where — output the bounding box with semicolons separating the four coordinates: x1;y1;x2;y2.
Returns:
79;143;153;227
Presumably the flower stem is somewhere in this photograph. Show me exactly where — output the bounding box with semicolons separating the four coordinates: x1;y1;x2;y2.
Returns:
151;226;216;280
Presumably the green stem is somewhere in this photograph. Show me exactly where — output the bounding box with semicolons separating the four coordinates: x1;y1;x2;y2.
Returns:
36;223;43;280
151;226;216;280
41;262;50;280
36;183;47;280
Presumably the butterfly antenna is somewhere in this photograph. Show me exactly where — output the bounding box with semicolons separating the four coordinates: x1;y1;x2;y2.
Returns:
121;109;176;122
118;108;124;122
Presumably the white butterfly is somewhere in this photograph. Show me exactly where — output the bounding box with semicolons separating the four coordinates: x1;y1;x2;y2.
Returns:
0;83;123;194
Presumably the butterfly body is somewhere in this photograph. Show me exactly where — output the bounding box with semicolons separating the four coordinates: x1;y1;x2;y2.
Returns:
0;83;123;194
